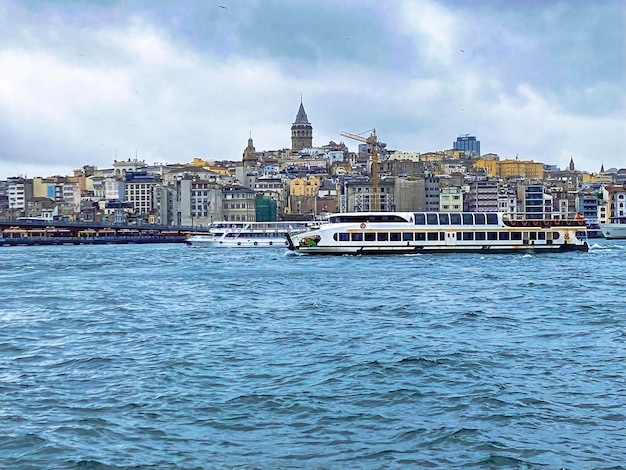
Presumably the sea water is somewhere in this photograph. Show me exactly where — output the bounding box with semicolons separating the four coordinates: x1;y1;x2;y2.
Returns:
1;241;625;469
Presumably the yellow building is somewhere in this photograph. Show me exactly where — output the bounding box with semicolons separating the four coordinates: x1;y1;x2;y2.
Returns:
419;152;446;162
33;177;53;198
474;158;543;179
289;176;321;196
582;172;613;184
474;158;498;177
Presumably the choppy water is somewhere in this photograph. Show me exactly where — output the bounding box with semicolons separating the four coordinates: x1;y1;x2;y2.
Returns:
1;241;625;469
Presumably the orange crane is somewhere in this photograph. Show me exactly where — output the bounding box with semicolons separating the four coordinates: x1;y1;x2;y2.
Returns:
340;128;386;211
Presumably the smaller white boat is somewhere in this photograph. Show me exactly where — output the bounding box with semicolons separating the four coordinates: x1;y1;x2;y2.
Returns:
186;221;309;248
600;217;626;239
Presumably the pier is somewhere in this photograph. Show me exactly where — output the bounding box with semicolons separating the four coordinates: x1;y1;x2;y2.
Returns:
0;218;206;246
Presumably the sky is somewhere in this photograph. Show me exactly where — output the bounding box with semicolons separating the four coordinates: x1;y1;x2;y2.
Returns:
0;0;625;179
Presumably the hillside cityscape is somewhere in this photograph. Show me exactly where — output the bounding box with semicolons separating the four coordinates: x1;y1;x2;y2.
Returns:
1;100;625;228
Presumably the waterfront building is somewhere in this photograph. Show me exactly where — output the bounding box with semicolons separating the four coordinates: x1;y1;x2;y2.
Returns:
453;135;480;157
603;184;626;220
102;201;134;224
577;191;600;225
291;99;313;153
341;177;395;212
0;181;8;213
551;185;578;219
287;176;321;217
255;174;287;217
393;178;426;212
105;178;124;201
7;178;33;213
424;176;441;212
498;185;518;214
172;177;223;226
464;180;499;212
222;184;256;222
26;197;56;220
439;186;463;212
124;171;161;221
516;182;552;220
316;179;338;216
255;195;278;222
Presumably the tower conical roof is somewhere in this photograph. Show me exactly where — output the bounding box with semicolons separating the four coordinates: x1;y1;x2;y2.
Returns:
294;101;309;124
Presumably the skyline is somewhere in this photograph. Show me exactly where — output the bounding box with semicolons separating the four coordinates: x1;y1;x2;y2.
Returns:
1;0;624;179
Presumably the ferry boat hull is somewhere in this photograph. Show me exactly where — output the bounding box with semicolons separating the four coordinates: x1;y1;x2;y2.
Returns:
186;221;306;248
287;212;589;255
600;223;626;239
187;234;290;248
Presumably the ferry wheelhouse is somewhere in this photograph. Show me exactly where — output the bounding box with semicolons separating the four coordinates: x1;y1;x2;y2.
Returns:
186;221;306;248
286;212;588;255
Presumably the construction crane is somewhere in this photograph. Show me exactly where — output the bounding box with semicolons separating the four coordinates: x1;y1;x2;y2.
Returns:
340;128;386;211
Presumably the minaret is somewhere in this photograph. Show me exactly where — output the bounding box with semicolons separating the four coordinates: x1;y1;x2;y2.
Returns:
291;96;313;152
242;132;257;167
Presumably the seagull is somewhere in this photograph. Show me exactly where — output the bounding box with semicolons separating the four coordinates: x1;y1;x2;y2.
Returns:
218;5;227;8
460;49;464;53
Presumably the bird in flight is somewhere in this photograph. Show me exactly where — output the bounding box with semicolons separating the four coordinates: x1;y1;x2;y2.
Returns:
218;5;227;9
460;49;464;53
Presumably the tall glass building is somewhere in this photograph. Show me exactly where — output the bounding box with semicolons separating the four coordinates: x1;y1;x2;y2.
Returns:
453;135;480;157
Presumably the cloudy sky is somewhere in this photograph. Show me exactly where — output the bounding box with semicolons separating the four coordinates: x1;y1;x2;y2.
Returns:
0;0;624;179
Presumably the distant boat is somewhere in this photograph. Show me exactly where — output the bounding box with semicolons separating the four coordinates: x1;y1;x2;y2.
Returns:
600;217;626;239
186;221;310;248
286;211;589;255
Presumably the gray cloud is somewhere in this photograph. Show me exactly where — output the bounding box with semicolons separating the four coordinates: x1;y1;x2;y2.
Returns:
0;0;624;178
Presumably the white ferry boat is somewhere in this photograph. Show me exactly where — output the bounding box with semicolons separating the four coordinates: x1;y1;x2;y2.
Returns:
186;221;306;248
600;217;626;239
286;212;589;255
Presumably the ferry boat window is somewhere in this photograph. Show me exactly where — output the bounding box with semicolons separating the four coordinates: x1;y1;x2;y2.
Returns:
439;213;450;225
499;232;510;240
414;213;426;225
415;232;426;241
552;232;560;240
365;232;376;242
487;232;497;240
440;232;445;241
475;232;486;241
427;232;438;241
462;213;473;225
474;213;486;225
462;232;474;241
339;232;350;241
377;232;389;241
538;232;546;240
511;232;522;240
351;233;363;241
403;232;413;241
486;213;499;225
390;232;401;242
427;213;439;225
529;232;537;240
450;213;461;225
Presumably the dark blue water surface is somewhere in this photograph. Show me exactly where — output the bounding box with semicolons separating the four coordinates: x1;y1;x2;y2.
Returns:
1;241;625;469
